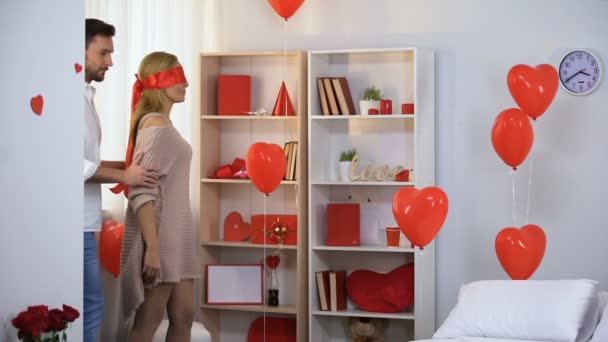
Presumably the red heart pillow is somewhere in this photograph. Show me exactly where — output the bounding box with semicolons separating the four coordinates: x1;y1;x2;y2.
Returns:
247;317;296;342
346;263;414;313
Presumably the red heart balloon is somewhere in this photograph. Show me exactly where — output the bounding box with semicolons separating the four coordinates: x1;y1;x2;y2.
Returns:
267;0;304;20
99;220;125;277
507;64;559;120
246;142;287;195
491;108;534;170
266;255;280;269
495;224;546;280
223;211;250;241
346;263;414;313
392;186;449;249
30;95;44;115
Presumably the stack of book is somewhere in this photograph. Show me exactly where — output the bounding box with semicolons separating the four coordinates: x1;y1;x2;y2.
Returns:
315;270;347;311
283;141;298;180
317;77;357;115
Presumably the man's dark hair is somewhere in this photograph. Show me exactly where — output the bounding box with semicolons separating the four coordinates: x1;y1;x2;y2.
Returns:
85;18;115;48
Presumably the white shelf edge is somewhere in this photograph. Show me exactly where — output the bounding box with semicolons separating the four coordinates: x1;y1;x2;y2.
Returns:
311;309;415;320
309;47;417;55
201;178;298;185
311;114;415;120
311;180;414;186
201;240;298;250
312;245;414;253
201;115;298;120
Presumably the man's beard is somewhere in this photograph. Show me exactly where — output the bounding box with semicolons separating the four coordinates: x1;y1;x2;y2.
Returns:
86;68;105;82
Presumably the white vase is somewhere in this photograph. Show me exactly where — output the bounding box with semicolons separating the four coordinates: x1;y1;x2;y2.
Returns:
339;161;351;181
359;100;381;116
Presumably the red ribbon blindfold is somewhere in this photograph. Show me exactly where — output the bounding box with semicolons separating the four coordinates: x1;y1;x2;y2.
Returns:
110;65;187;197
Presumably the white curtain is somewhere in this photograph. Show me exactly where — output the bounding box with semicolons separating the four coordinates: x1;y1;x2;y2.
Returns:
85;1;218;340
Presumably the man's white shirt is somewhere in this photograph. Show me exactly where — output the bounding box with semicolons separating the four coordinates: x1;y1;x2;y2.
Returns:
84;83;102;232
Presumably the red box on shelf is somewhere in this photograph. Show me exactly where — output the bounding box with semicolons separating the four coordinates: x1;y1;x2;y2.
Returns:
218;75;251;115
250;214;298;245
326;203;360;246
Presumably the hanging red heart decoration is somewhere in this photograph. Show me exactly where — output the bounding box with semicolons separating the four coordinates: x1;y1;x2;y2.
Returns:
266;255;281;269
74;63;83;73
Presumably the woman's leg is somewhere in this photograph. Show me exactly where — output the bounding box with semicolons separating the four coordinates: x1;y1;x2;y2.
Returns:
127;284;173;342
165;280;195;342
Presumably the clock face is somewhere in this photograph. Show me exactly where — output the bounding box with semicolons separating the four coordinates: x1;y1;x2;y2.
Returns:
559;50;602;95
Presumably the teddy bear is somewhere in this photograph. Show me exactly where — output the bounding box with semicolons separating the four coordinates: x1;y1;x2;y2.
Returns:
348;317;387;342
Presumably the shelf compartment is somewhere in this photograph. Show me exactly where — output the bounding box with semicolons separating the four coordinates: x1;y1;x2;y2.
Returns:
202;240;298;250
309;118;415;183
311;309;414;320
201;304;297;315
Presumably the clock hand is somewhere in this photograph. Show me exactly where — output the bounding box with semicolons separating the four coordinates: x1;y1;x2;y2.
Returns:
565;70;583;83
581;71;591;76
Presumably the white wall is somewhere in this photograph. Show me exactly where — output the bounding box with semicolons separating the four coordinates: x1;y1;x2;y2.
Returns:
0;1;84;341
214;0;608;325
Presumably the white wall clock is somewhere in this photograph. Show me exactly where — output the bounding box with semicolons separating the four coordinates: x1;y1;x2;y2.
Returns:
559;49;603;95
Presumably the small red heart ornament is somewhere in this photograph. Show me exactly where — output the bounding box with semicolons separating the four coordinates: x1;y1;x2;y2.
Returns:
74;63;83;73
223;212;250;241
266;255;280;269
30;95;44;115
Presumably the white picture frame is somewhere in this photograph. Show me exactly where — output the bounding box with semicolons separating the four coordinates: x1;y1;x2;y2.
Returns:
206;264;263;305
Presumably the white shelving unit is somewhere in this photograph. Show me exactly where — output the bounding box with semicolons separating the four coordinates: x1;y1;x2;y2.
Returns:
307;48;436;341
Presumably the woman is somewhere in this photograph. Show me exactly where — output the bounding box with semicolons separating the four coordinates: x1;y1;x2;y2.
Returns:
118;51;197;342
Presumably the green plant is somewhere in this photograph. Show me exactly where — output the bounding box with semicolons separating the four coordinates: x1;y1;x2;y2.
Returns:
339;148;357;162
362;86;382;101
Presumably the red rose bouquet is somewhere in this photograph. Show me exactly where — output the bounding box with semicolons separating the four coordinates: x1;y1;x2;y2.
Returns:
11;304;80;341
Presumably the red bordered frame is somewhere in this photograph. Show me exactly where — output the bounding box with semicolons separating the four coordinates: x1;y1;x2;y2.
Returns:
205;264;264;305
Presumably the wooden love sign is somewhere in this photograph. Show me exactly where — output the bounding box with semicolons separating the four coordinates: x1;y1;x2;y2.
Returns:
348;154;407;181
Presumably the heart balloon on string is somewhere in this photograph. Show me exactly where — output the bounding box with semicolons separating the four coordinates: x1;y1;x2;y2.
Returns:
495;224;546;280
491;108;534;170
267;0;304;20
507;64;559;120
246;142;287;195
392;186;449;249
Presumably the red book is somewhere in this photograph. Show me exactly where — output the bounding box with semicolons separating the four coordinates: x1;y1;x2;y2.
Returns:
218;75;251;115
329;270;347;311
326;203;360;246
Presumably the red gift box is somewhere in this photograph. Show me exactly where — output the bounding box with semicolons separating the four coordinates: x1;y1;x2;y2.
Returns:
250;215;297;245
218;75;251;115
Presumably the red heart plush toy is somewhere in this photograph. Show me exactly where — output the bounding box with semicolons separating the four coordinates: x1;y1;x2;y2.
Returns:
346;263;414;313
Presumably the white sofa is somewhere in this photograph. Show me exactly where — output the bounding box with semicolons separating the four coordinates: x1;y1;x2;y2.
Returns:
414;280;608;342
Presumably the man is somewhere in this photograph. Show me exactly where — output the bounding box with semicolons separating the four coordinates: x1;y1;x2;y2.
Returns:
84;18;159;342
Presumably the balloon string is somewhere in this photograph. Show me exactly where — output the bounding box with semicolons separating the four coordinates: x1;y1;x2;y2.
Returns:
284;19;289;116
511;171;517;227
418;249;424;310
263;193;267;342
526;121;536;224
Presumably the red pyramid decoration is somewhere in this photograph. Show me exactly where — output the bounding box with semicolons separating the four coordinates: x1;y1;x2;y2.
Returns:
272;81;295;116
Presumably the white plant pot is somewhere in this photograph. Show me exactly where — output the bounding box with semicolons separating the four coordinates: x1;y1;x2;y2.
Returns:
339;161;351;181
359;100;381;115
